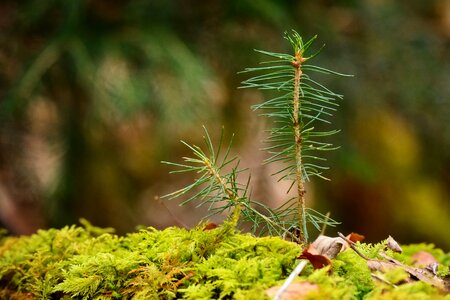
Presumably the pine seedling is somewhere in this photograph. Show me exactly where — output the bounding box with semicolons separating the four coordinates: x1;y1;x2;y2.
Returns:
163;30;349;243
162;127;299;241
240;30;350;242
162;127;245;226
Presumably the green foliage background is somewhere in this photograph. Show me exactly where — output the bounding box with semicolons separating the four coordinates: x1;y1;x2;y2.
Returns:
0;0;449;249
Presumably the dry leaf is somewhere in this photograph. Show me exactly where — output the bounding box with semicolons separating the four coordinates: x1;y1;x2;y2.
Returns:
203;223;218;230
298;235;347;269
346;232;365;243
299;246;332;269
411;251;438;267
311;235;346;259
299;232;366;270
299;233;366;269
266;282;319;300
386;236;402;253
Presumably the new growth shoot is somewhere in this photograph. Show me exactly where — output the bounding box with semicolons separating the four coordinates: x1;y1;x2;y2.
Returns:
163;30;350;243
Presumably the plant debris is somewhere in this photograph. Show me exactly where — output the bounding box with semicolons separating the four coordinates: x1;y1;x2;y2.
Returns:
386;235;403;253
299;233;365;269
338;232;450;294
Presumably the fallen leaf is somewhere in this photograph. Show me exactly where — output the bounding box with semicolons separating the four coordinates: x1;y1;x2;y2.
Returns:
299;246;332;269
310;235;346;259
299;233;366;269
411;251;438;267
386;236;402;253
203;223;218;230
298;235;346;269
346;232;365;243
266;282;319;300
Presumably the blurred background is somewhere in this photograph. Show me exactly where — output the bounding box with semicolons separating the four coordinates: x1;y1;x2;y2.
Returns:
0;0;449;250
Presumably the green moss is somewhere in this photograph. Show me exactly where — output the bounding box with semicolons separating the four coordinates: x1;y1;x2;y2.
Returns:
0;223;448;299
383;267;410;285
367;281;447;300
0;222;300;299
333;249;375;298
304;267;357;299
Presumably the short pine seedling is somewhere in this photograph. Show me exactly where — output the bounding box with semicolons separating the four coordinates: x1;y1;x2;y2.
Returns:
162;30;351;243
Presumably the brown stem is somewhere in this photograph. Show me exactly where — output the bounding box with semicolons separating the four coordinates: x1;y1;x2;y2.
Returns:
292;51;307;243
204;159;241;224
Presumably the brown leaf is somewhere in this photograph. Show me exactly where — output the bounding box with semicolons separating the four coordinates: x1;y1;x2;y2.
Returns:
298;235;346;269
299;246;332;269
346;232;365;243
386;236;402;253
299;233;364;270
203;223;218;230
411;251;438;267
266;282;319;300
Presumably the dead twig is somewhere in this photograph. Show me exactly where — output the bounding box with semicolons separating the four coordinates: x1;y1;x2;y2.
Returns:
338;232;449;294
337;232;370;260
274;260;308;300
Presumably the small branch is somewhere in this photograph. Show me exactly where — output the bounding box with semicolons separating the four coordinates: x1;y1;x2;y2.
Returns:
337;232;370;260
339;233;449;293
371;274;397;288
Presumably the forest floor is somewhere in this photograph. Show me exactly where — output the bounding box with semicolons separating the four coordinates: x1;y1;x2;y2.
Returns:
0;219;449;299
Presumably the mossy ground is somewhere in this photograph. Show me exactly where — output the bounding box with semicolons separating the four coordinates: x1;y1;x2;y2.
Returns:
0;221;448;299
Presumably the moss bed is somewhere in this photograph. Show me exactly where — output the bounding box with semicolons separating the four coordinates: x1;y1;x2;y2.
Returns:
0;220;449;299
